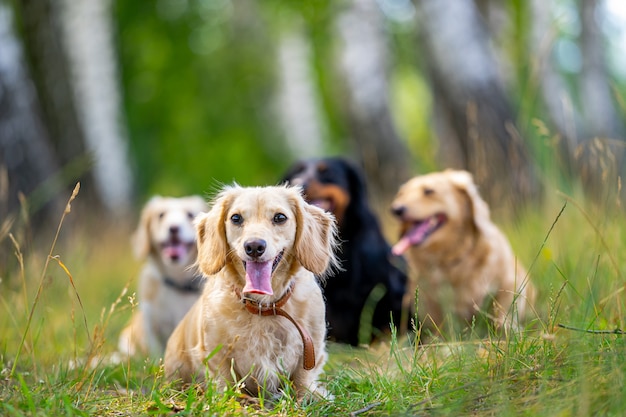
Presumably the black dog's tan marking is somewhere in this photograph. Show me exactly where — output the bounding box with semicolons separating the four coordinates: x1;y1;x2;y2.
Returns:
282;157;407;346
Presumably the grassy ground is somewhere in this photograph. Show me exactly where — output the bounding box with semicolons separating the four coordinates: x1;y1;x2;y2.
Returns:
1;186;625;416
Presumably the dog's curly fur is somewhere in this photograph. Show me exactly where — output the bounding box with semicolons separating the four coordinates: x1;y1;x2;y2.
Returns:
164;185;339;399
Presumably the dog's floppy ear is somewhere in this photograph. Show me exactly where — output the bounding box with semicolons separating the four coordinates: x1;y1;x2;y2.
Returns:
195;189;235;276
447;170;492;233
291;189;339;276
340;157;367;204
132;196;163;260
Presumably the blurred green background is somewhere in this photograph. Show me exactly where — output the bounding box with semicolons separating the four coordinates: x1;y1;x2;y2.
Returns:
2;0;626;227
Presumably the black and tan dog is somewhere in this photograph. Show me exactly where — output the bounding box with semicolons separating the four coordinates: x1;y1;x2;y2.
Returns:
281;157;407;346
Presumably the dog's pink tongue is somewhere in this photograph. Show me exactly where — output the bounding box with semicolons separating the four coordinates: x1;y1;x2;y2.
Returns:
163;244;188;260
392;237;412;256
243;261;274;295
392;221;432;256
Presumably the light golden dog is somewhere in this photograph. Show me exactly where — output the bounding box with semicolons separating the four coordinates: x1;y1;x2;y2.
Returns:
118;195;208;357
391;170;535;333
164;185;338;400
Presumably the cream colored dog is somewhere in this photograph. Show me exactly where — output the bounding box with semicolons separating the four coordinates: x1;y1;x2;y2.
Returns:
164;185;338;400
391;170;535;333
118;195;208;357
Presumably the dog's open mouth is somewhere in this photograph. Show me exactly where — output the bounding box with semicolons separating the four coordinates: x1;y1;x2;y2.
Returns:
161;237;195;262
242;250;284;295
392;213;447;256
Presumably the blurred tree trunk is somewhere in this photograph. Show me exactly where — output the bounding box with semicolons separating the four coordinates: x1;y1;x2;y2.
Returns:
14;0;133;218
275;22;327;158
335;0;410;205
579;0;623;139
58;0;133;215
531;0;624;205
0;4;62;226
577;0;624;204
415;0;540;213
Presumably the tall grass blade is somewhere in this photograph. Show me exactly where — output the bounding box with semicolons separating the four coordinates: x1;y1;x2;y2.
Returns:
50;255;91;342
10;183;80;379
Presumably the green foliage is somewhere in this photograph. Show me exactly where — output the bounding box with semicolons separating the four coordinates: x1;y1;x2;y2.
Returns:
114;1;289;199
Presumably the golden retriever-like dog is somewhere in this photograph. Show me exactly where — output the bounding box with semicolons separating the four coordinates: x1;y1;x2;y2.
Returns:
390;170;535;333
164;185;339;400
118;195;208;357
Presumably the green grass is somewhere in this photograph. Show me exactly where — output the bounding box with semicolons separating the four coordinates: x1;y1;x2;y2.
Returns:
1;186;625;416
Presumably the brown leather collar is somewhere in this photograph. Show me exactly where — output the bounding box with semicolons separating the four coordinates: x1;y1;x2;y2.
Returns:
235;282;316;370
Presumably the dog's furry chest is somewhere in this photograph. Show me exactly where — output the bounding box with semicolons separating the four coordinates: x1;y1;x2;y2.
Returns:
414;246;502;317
206;304;304;393
240;317;300;390
144;288;198;345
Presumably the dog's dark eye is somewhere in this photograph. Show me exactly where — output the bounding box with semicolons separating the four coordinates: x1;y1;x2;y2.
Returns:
273;213;287;225
423;188;435;196
158;212;165;220
231;214;243;225
187;211;195;220
316;164;330;178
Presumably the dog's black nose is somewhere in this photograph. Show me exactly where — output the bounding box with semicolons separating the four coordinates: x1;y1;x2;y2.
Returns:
244;239;266;258
391;206;405;218
169;225;180;234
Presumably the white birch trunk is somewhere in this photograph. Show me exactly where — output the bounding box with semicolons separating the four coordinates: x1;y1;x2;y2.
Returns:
335;0;409;203
59;0;133;215
275;26;326;158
